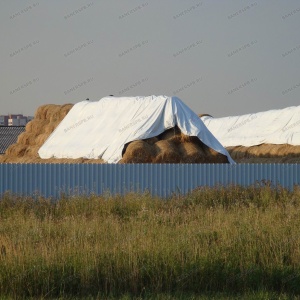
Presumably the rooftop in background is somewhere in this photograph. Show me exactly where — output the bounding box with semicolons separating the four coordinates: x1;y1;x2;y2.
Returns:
0;126;26;154
0;114;33;126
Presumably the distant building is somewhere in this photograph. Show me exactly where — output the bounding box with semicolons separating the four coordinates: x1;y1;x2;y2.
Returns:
0;115;9;126
0;114;33;126
8;114;27;126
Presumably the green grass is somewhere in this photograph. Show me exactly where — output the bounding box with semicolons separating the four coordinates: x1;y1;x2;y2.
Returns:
1;183;300;299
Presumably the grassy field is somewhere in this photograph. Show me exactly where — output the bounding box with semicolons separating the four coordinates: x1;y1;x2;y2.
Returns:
1;183;300;299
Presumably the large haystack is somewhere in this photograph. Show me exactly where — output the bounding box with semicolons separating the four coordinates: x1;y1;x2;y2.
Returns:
0;104;230;164
120;127;229;164
0;104;104;164
227;144;300;163
198;112;300;163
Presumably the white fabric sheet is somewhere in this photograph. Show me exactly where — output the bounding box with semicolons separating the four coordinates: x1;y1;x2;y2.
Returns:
201;105;300;147
38;96;235;164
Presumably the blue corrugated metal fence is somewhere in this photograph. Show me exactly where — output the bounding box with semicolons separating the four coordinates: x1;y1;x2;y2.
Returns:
0;163;299;198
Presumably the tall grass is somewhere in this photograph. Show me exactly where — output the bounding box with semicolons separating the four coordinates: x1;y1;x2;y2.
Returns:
1;184;300;298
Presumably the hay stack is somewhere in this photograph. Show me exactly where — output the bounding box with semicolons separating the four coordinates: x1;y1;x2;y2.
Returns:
120;141;154;163
178;142;206;163
0;104;230;164
227;143;300;162
143;137;159;145
119;129;226;164
0;104;75;164
197;113;300;162
17;132;37;146
153;140;182;163
158;127;181;140
25;119;49;134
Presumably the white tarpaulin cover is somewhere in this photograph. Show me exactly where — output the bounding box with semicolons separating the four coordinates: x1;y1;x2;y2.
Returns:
38;95;235;164
201;105;300;147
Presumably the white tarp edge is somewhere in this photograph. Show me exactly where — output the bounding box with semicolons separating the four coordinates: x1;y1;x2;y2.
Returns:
201;105;300;147
38;95;235;164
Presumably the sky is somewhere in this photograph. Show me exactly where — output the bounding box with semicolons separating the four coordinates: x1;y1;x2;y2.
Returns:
1;0;300;117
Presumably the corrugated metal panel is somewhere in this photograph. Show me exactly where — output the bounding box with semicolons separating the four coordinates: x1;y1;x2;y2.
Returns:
0;163;299;199
0;126;25;154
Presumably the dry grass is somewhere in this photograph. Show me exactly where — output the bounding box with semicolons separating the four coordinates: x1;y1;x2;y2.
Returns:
1;184;300;298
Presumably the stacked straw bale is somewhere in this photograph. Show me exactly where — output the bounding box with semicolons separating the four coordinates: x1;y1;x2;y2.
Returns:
5;104;298;164
227;144;300;163
0;103;103;164
121;126;229;163
0;104;230;164
198;114;300;163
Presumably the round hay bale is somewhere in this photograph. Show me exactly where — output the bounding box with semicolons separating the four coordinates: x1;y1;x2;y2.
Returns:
84;158;105;164
143;137;159;145
226;146;248;159
48;105;62;122
179;142;207;163
59;104;73;119
5;144;16;156
201;143;229;163
158;126;181;141
17;132;37;146
34;104;55;120
179;133;194;143
261;144;280;156
121;140;154;163
44;121;59;134
34;105;47;119
6;144;27;157
153;140;181;163
25;119;49;135
25;120;34;131
283;145;300;156
226;143;300;163
165;129;195;144
44;157;86;164
35;133;50;146
230;146;249;158
25;145;40;157
245;144;272;157
0;156;20;163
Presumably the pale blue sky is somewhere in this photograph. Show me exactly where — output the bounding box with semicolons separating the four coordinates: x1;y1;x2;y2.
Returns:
1;1;300;117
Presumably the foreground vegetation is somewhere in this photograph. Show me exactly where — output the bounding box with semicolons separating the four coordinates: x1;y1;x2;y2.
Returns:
1;183;300;299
